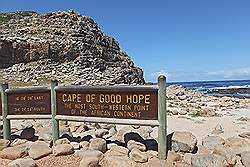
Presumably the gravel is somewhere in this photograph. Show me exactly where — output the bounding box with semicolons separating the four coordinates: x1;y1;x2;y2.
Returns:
36;154;81;167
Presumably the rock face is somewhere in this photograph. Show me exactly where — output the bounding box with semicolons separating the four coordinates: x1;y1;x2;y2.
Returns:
0;11;144;85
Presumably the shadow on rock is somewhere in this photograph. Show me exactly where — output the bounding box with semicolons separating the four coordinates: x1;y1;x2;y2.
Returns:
20;127;38;141
124;132;158;151
60;133;82;142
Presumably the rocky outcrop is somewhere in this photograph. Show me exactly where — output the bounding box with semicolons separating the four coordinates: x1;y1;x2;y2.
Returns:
0;11;144;85
167;85;250;117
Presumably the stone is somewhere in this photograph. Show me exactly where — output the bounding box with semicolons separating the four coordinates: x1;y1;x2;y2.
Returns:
241;151;250;167
0;146;28;160
28;141;51;160
53;144;74;156
99;156;136;167
74;149;103;160
7;157;36;167
191;154;228;167
129;148;148;163
197;145;212;154
37;127;52;142
105;145;129;157
70;142;80;150
109;126;134;143
146;150;158;159
183;153;193;164
174;162;192;167
107;143;118;150
127;140;146;151
79;157;99;167
167;151;182;162
212;124;224;135
79;141;89;149
202;136;225;150
103;127;117;139
89;138;107;153
212;145;235;165
10;139;28;147
224;137;250;154
55;138;70;145
137;158;174;167
239;132;250;139
95;129;109;138
172;131;197;153
0;139;10;151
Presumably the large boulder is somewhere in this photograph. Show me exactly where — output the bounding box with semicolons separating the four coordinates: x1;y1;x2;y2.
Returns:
7;157;36;167
129;148;148;163
105;145;129;157
224;137;250;154
191;154;228;167
172;131;197;153
79;157;99;167
127;140;146;151
74;149;103;160
53;144;74;156
0;139;10;151
89;138;107;153
202;136;225;150
28;141;51;159
0;146;28;160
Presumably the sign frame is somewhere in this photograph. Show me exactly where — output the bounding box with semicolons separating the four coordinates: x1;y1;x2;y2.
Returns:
0;75;167;160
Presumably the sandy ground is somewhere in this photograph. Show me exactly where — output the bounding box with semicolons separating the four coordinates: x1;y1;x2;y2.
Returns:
166;108;250;144
0;155;81;167
36;154;81;167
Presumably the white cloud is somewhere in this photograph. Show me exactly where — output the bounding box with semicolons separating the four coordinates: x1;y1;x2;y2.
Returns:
208;67;250;78
150;69;170;81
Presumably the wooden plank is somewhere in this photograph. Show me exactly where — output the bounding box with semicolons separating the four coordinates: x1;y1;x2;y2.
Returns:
55;115;159;126
5;87;50;94
7;115;52;120
55;85;158;92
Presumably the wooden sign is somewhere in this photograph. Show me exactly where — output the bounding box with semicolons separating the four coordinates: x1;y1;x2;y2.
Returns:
7;88;51;115
56;86;158;120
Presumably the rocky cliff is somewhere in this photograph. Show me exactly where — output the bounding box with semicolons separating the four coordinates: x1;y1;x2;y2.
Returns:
0;11;144;86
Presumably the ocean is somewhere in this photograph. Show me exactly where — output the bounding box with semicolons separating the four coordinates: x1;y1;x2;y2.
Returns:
167;80;250;98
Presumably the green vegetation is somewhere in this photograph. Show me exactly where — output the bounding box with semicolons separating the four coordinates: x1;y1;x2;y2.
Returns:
0;15;10;24
0;11;35;24
188;108;203;117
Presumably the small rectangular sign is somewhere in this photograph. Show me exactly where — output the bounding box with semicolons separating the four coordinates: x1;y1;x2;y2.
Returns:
7;88;51;115
56;86;158;120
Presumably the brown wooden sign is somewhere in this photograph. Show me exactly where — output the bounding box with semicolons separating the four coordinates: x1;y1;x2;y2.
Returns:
56;86;158;120
7;88;51;115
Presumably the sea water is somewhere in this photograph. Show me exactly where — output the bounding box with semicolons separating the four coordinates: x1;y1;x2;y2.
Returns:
168;80;250;98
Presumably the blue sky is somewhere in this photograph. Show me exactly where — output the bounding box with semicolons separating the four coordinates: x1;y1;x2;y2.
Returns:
1;0;250;82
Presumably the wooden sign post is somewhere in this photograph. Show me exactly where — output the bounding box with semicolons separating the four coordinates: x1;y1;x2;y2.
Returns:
158;75;167;159
51;80;59;144
0;83;11;140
